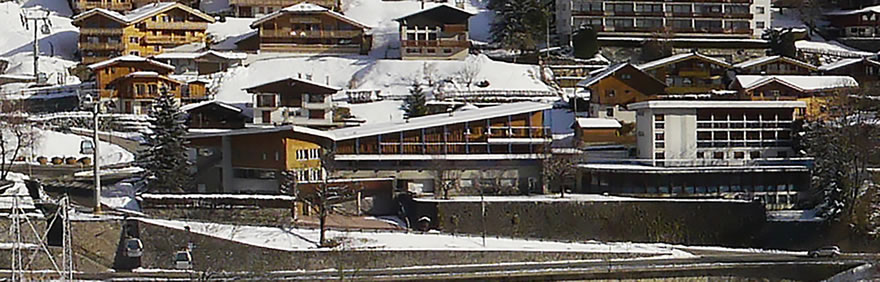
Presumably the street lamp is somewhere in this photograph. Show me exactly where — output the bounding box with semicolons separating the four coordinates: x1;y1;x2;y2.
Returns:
79;90;114;213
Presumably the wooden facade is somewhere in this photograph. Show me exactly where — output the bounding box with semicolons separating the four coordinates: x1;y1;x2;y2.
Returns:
88;56;185;114
580;63;665;107
73;2;214;64
73;0;133;13
230;0;337;17
821;58;880;88
396;5;473;60
733;56;817;75
640;53;732;94
184;101;248;129
731;77;860;119
251;3;371;55
244;76;338;126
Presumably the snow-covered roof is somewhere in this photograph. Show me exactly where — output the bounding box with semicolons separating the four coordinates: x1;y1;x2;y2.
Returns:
186;124;335;140
87;55;175;70
575;118;621;129
250;2;370;29
637;52;732;71
125;71;161;78
629;100;807;110
73;2;214;25
152;50;247;60
394;4;475;21
825;5;880;16
576;62;627;88
330;102;552;141
734;75;859;92
732;55;817;71
243;76;341;92
818;58;880;71
180;100;242;113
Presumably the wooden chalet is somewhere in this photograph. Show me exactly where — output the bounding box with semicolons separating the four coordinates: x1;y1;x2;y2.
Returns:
637;52;732;94
72;2;215;64
572;118;633;146
249;3;371;54
395;5;474;60
732;55;817;75
819;57;880;87
730;75;860;119
243;76;339;127
576;62;665;122
88;55;183;114
182;100;248;129
229;0;337;18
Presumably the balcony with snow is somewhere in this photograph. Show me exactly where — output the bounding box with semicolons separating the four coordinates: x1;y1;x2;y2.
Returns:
244;76;339;127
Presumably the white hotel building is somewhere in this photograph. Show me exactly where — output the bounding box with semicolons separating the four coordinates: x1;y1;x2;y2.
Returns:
577;101;811;210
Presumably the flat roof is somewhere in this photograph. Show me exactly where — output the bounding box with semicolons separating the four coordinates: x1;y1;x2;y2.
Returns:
578;163;810;174
575;118;621;129
628;100;806;110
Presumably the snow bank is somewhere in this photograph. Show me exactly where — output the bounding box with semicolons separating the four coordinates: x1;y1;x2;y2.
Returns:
207;17;254;50
138;217;694;257
26;128;135;165
341;100;405;124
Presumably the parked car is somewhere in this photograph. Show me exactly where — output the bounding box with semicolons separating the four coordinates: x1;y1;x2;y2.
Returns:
124;238;143;257
808;246;841;258
173;250;192;269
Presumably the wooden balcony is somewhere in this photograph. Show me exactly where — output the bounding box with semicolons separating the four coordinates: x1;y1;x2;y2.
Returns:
443;24;467;33
141;35;200;44
80;42;125;50
401;40;469;48
75;1;131;11
145;21;209;30
259;43;362;54
260;29;362;38
678;69;711;77
80;28;124;35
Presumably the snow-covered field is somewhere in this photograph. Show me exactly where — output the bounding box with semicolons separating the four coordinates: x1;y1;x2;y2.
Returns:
25;128;135;164
138;217;695;257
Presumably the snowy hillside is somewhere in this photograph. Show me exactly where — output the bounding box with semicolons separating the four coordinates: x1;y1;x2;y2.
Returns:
28;129;134;164
0;1;79;59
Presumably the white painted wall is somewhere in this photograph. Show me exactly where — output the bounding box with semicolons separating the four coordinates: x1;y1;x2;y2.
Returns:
751;0;771;38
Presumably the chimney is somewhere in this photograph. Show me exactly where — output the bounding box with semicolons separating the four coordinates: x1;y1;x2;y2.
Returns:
326;75;330;85
421;0;424;9
298;73;302;79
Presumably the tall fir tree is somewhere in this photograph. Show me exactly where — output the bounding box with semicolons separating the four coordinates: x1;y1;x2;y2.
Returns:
402;82;428;118
138;88;191;193
489;0;549;53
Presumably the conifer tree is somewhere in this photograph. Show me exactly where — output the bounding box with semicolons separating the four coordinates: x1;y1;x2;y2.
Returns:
402;82;428;118
138;87;191;193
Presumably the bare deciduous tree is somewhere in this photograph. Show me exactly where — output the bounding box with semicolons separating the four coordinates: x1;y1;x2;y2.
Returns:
456;56;483;90
543;154;576;197
296;149;355;247
0;111;37;181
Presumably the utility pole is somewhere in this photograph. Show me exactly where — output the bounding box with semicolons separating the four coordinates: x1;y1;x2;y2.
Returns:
93;101;101;213
20;8;51;84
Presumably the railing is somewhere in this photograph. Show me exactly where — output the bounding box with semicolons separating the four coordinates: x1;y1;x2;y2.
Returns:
401;40;470;48
671;27;752;34
437;89;559;99
487;126;551;138
260;29;362;38
79;28;124;35
145;21;208;30
229;0;334;6
79;42;125;50
75;1;131;10
259;43;362;53
443;24;467;33
678;69;711;77
141;35;200;44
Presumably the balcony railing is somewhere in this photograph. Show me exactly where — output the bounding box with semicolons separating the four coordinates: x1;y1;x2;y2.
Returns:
229;0;335;6
79;42;125;50
401;40;469;48
487;126;551;139
75;1;131;10
145;21;208;30
141;35;200;44
79;28;124;35
260;29;362;38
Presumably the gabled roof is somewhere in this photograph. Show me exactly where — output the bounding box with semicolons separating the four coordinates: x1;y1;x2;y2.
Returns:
152;50;247;60
637;52;732;71
394;4;475;22
87;55;176;71
818;57;880;71
73;2;214;25
181;100;242;112
186;124;335;140
576;62;666;95
574;118;621;129
825;5;880;16
250;2;370;29
330;102;552;141
734;75;859;92
243;76;341;93
733;55;818;71
576;63;628;88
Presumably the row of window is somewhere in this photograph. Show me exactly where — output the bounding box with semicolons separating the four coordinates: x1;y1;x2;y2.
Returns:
293;168;323;182
572;1;764;14
695;150;788;159
578;18;751;29
295;148;321;161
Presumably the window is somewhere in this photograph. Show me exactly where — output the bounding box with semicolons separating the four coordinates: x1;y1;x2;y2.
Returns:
605;107;614;117
655;122;664;129
443;49;452;53
606;89;615;97
460;179;473;188
713;152;724;159
257;94;276;107
696;152;704;158
609;18;634;27
756;21;765;29
655;133;664;140
734;152;745;159
654;142;664;148
655;114;664;121
129;51;140;56
620;74;632;80
755;6;765;14
154;46;161;52
307;94;325;103
750;151;761;159
655;152;664;159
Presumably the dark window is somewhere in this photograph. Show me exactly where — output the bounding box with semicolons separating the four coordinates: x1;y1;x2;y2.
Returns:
734;152;745;159
750;151;761;159
696;152;704;158
713;152;724;159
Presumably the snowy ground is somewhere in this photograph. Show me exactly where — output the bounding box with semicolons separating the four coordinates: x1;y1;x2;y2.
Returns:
138;217;694;257
207;17;255;51
0;1;79;59
22;128;135;165
417;194;749;203
340;100;405;124
767;209;823;222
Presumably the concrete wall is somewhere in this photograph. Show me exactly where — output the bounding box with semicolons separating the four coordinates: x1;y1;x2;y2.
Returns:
413;199;766;246
662;108;698;161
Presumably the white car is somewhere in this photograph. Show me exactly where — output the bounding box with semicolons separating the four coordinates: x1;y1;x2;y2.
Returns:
173;250;192;269
808;246;841;258
124;238;143;258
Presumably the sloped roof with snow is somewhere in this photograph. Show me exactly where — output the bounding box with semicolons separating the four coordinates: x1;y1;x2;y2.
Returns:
73;2;214;25
576;63;627;88
637;52;732;71
394;4;475;22
330;102;552;141
87;55;176;70
152;50;247;60
243;76;341;93
733;55;817;71
818;58;880;71
825;5;880;15
251;2;370;29
187;124;336;140
734;75;859;92
575;118;621;129
181;100;242;112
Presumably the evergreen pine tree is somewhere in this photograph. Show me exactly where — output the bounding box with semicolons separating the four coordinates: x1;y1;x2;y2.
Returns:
572;26;598;59
489;0;549;53
138;88;191;193
402;82;428;118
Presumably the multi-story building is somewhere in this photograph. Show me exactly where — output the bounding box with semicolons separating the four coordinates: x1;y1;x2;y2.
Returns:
395;5;474;60
577;100;810;209
182;100;249;129
249;3;371;54
732;55;817;75
638;52;732;94
88;55;184;114
577;62;665;123
729;74;860;119
230;0;337;17
819;57;880;87
559;0;771;43
72;2;215;64
825;5;880;51
72;0;133;14
244;76;339;127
